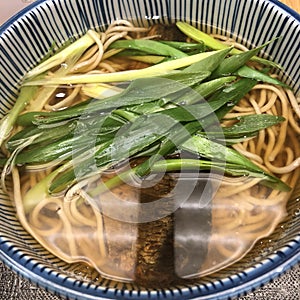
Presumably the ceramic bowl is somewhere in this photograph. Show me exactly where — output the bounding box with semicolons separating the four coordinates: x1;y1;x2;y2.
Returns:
0;0;299;299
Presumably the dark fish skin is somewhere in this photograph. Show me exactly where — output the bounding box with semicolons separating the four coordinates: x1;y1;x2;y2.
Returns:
135;212;176;287
134;174;177;287
134;173;212;287
148;24;187;42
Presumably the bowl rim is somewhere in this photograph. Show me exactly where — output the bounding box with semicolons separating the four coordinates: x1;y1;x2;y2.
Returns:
0;0;299;33
1;238;299;299
0;0;299;299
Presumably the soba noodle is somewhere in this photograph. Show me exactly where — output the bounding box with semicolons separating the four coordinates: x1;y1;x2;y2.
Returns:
4;20;300;283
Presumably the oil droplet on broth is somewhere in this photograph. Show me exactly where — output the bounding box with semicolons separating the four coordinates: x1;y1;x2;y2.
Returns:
61;63;68;69
56;92;66;98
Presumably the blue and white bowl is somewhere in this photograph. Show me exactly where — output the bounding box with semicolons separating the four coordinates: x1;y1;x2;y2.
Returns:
0;0;299;299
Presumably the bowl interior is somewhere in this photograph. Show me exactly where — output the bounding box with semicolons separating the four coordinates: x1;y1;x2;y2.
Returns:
0;0;299;299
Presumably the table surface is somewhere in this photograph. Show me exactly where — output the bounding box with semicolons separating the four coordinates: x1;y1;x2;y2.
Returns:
0;1;299;300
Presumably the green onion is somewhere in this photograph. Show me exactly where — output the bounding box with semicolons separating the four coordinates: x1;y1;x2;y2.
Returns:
234;65;290;88
24;31;96;79
22;50;223;86
109;39;188;59
0;85;39;148
181;135;291;191
176;21;282;68
1;26;291;212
